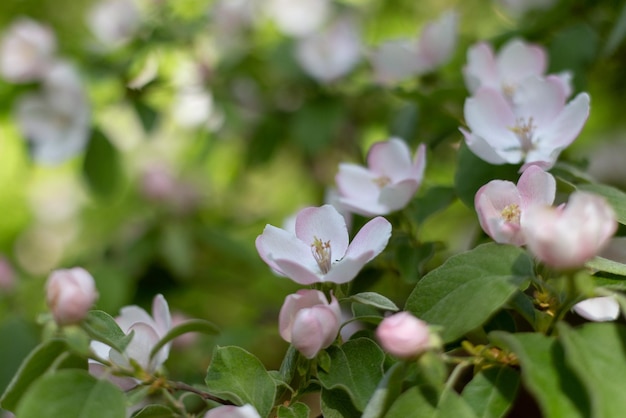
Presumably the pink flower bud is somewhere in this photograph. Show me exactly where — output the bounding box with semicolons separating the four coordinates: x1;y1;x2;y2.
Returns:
278;289;341;359
46;267;98;325
376;312;433;358
522;192;617;269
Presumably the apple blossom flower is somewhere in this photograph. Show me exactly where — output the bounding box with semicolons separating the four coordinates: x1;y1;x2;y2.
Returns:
90;294;172;379
522;192;617;269
496;0;558;18
15;61;91;164
279;289;342;359
336;138;426;216
376;312;436;358
370;11;458;84
256;205;391;285
460;76;590;170
295;18;361;83
87;0;140;48
463;38;572;98
46;267;98;326
0;18;56;83
573;296;620;322
475;165;556;246
204;404;261;418
265;0;330;37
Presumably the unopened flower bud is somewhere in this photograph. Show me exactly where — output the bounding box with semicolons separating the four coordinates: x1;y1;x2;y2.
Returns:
278;289;341;359
46;267;98;325
376;312;435;358
522;192;617;269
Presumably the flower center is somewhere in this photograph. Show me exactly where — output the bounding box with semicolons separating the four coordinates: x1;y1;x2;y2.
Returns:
502;83;516;99
311;236;332;274
501;203;521;224
373;176;391;188
509;117;536;153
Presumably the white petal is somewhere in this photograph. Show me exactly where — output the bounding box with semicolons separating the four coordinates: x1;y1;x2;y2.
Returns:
573;297;620;322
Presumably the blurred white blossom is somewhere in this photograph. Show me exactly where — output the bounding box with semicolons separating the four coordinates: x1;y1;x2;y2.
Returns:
87;0;140;48
265;0;330;37
295;18;361;83
0;18;56;83
15;61;91;164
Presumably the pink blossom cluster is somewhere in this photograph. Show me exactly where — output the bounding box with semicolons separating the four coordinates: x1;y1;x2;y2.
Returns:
461;38;590;171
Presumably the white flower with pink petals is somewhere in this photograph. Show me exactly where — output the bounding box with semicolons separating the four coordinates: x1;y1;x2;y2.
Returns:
461;76;590;170
371;11;458;84
0;18;56;83
522;192;617;269
573;296;620;322
256;205;391;285
463;38;572;98
336;138;426;216
475;165;556;246
295;18;361;83
90;294;172;376
204;404;261;418
279;289;342;359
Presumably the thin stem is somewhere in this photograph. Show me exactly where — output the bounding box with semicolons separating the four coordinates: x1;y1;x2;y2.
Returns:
444;361;471;393
168;381;234;405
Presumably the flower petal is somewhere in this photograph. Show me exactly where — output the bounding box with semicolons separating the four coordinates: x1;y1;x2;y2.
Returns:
464;88;519;149
512;76;566;127
517;165;556;208
379;179;420;212
117;306;154;333
256;224;316;275
295;205;349;258
152;294;171;338
367;138;413;182
573;297;620;322
463;42;498;93
537;92;590;149
497;39;546;87
460;128;521;165
323;254;373;284
272;258;323;284
336;163;380;200
345;216;392;260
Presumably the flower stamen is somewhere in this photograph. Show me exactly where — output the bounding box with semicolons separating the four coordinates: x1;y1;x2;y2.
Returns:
501;203;521;224
373;176;391;188
311;236;332;274
509;117;536;153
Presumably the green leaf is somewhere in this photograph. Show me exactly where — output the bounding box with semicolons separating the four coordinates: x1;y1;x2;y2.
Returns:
405;243;533;343
133;101;159;134
454;143;519;208
384;386;436;418
577;183;626;225
586;256;626;276
82;311;133;354
603;0;626;56
558;322;626;418
205;346;276;418
290;100;343;155
490;332;589;418
461;367;520;418
276;402;310;418
82;128;122;198
362;363;405;418
1;339;67;412
16;370;125;418
317;338;385;411
150;319;219;359
321;387;362;418
349;292;399;312
131;404;177;418
437;390;478;418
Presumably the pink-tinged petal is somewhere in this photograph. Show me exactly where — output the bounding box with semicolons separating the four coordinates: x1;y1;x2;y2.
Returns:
463;42;498;93
523;146;560;171
290;307;339;358
415;10;458;72
336;163;380;200
272;258;322;284
379;179;420;212
370;39;420;85
517;165;556;208
323;254;373;284
497;39;546;86
474;180;524;245
512;76;566;126
117;306;154;333
152;294;171;338
410;143;427;181
256;225;315;275
460;128;521;165
295;205;349;258
573;297;620;322
464;88;519;148
110;322;160;370
537;92;590;149
338;196;390;217
279;290;330;341
553;71;573;98
88;363;138;391
367;138;413;182
345;216;392;260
